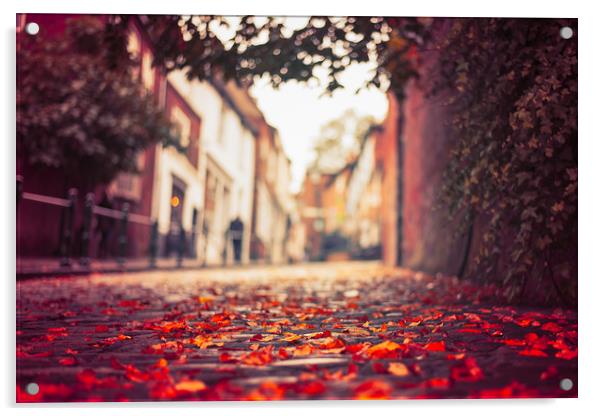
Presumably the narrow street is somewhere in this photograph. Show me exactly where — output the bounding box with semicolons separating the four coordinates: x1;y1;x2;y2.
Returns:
16;262;577;401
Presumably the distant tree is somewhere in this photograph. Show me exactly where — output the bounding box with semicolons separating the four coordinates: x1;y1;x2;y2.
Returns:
311;109;375;173
17;17;180;190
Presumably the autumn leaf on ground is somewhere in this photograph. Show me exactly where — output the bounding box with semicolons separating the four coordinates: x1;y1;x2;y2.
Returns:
297;380;326;396
424;341;446;352
58;356;77;366
245;381;285;401
310;336;345;350
250;334;276;342
345;327;371;337
354;380;393;400
519;348;549;357
365;340;403;359
241;346;274;366
155;321;187;333
388;362;410;376
450;357;484;382
174;379;207;393
283;332;302;342
292;344;314;356
555;348;577;360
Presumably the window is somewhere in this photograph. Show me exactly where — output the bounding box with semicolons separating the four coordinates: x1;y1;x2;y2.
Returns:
127;30;141;59
141;50;154;91
267;149;277;183
170;106;191;148
110;153;145;201
217;103;228;145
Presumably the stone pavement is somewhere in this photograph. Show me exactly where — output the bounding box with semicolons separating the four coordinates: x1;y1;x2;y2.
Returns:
16;262;578;402
17;257;234;278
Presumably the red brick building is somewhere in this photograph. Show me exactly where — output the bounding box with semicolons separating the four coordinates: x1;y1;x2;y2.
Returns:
16;14;201;260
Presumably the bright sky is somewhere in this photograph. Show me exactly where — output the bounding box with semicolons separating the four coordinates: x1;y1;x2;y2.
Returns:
250;64;388;193
208;16;389;193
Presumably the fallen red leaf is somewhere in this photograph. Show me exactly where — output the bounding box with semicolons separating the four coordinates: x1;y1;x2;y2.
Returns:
450;357;483;382
298;380;326;395
365;340;402;359
95;325;110;333
58;356;77;366
424;341;446;352
519;348;548;357
241;346;273;366
354;380;393;400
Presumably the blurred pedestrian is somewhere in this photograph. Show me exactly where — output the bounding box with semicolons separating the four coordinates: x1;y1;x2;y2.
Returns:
228;217;244;264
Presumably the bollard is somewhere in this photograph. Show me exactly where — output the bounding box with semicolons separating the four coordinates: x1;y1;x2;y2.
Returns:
149;220;158;268
177;223;185;268
59;188;78;267
117;203;129;267
79;193;94;266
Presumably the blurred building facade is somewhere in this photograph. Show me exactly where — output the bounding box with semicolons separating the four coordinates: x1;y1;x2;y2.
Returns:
165;73;258;265
250;126;295;263
16;14;296;266
297;93;400;264
344;126;383;259
298;161;354;261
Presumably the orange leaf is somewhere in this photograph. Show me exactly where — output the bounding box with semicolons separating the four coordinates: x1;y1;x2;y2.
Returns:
241;346;273;366
345;327;371;337
283;332;302;343
175;379;207;393
388;362;410;376
365;340;402;359
354;380;392;400
293;344;314;356
245;381;285;401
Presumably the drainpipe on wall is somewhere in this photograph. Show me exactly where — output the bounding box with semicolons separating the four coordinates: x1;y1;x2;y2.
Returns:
395;103;405;267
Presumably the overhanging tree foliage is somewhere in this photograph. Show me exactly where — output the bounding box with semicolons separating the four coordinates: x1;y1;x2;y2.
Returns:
105;16;426;97
17;17;180;189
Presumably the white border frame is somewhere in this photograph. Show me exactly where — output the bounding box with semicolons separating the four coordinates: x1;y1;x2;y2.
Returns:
3;1;599;415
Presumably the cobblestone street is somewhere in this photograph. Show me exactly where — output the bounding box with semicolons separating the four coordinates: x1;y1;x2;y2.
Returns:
16;262;577;401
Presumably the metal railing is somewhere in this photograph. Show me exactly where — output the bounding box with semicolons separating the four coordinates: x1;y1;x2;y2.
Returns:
16;175;192;270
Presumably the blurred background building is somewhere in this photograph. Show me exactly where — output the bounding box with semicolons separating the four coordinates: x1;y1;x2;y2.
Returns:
16;14;297;267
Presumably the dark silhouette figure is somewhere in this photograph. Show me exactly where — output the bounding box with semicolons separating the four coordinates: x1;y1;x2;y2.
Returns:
96;191;114;258
228;217;244;263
